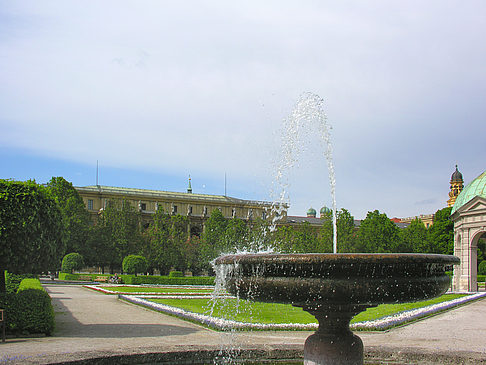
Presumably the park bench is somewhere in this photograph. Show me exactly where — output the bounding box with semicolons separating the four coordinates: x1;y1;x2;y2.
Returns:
95;276;108;283
0;309;5;342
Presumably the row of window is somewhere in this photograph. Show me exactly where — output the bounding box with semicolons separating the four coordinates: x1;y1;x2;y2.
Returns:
86;198;268;220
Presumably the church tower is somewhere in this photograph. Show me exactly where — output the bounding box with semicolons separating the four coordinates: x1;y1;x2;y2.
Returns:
447;165;464;207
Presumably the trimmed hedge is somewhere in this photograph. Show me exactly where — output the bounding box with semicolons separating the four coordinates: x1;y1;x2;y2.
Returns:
479;261;486;276
123;275;214;286
169;271;184;278
478;275;486;283
0;278;54;336
5;272;37;294
58;272;214;286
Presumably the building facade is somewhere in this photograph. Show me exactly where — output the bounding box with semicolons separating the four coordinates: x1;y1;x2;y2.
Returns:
75;183;282;236
451;169;486;292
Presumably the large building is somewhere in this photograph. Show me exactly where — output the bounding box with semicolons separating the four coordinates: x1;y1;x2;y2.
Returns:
75;180;282;236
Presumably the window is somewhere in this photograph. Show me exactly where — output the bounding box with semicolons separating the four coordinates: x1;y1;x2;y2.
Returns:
188;206;193;215
88;199;94;210
141;203;147;211
172;205;177;214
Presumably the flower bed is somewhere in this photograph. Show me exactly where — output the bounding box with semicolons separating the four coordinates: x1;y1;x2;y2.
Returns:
119;292;486;331
84;285;217;296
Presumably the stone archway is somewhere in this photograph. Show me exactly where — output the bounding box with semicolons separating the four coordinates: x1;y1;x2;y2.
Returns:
451;196;486;292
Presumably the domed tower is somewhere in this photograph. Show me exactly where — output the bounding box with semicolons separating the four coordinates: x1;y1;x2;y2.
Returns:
307;207;317;218
320;206;331;217
447;165;464;207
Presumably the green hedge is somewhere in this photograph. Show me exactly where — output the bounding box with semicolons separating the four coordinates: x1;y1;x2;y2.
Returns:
478;275;486;283
123;275;214;286
5;272;37;294
58;272;214;286
169;271;184;278
0;278;54;336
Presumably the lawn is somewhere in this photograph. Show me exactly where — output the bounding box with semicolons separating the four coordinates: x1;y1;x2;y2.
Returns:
148;293;467;325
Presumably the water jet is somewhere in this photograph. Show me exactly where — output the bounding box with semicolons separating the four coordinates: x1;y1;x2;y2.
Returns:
214;253;459;365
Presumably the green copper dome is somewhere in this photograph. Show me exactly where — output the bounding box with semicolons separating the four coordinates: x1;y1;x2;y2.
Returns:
307;207;317;217
451;170;486;214
320;206;331;215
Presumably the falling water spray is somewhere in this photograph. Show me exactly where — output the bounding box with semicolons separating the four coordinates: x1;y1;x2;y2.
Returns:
272;92;338;253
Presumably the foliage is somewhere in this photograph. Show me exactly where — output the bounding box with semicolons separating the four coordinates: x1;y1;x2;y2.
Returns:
123;275;214;286
479;261;486;276
122;255;148;275
0;179;64;292
169;270;184;277
399;218;428;253
87;198;145;272
5;272;36;294
46;177;91;256
0;278;54;336
354;210;400;253
61;253;85;273
426;207;453;254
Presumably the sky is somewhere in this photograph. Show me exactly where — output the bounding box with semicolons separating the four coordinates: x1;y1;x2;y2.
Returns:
1;1;485;219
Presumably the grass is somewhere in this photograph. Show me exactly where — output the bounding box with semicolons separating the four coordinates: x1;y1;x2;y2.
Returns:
99;286;214;294
148;293;467;325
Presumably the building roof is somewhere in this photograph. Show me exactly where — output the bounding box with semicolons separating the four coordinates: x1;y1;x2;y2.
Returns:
451;170;486;214
75;185;273;207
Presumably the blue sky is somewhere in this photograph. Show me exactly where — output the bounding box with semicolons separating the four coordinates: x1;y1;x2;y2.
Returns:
1;1;485;219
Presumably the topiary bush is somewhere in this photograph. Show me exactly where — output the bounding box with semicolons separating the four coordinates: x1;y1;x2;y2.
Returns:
61;253;85;273
169;271;184;278
479;260;486;276
0;278;54;336
122;255;148;276
5;272;36;294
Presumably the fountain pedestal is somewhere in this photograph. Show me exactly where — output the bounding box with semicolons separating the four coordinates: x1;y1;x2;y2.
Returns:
214;253;460;365
301;304;368;365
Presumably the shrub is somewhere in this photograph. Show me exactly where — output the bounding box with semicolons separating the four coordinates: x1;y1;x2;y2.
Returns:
61;253;85;273
479;260;486;276
122;255;148;276
169;271;184;277
0;278;54;335
5;272;36;294
123;275;214;286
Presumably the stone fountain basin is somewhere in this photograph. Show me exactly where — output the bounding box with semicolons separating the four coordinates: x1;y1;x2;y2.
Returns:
214;253;460;307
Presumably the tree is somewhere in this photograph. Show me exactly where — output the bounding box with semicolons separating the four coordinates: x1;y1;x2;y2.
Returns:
97;199;145;272
0;180;64;292
399;218;427;253
122;255;148;275
355;210;400;253
426;207;453;255
61;253;85;273
46;177;91;255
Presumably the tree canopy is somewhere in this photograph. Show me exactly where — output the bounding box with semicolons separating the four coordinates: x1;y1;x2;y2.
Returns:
0;179;64;291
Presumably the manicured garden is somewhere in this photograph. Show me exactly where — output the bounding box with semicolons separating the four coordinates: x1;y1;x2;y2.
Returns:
146;293;466;325
118;289;486;331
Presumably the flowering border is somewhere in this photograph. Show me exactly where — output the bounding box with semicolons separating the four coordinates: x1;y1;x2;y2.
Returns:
119;292;486;331
84;285;215;296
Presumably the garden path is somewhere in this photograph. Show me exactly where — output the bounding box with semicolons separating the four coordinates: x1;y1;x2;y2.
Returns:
0;283;485;364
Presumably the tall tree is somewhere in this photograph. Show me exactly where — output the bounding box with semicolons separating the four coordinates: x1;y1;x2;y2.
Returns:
355;210;400;253
426;207;454;254
46;177;91;255
0;180;64;292
399;218;428;253
97;199;144;272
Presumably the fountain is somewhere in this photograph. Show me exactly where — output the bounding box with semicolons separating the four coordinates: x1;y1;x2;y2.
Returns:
214;253;460;365
214;93;460;364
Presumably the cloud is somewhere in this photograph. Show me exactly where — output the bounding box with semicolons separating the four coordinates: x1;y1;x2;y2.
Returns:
1;1;486;218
